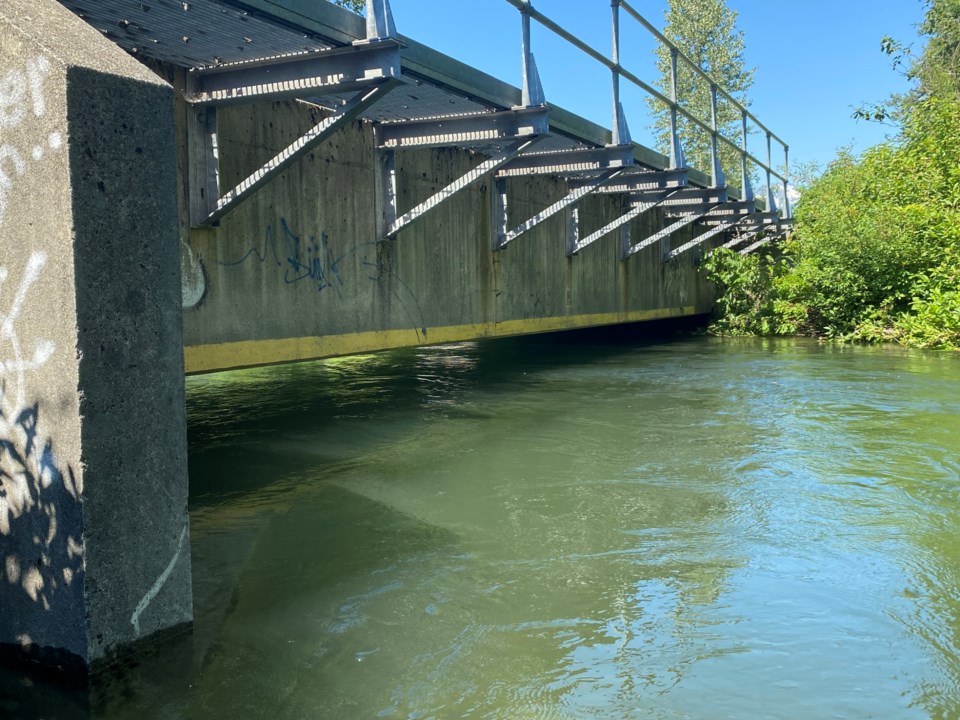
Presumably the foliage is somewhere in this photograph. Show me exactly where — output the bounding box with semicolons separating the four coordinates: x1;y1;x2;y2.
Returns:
649;0;755;183
704;95;960;349
853;0;960;123
702;0;960;349
701;249;777;335
914;0;960;100
333;0;365;14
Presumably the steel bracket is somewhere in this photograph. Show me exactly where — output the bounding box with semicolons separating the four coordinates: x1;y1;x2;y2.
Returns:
495;167;629;250
568;189;680;256
740;233;785;255
189;80;399;228
496;145;635;178
625;204;719;260
571;168;687;194
380;136;546;240
375;106;550;149
185;38;402;106
664;213;747;261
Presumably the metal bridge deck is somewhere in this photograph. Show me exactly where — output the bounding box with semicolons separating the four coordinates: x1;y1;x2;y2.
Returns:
57;0;666;168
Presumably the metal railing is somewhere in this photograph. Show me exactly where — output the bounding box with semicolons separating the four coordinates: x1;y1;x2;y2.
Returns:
504;0;790;217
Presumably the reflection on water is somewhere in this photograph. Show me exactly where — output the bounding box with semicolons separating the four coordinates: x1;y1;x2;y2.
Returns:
4;334;960;719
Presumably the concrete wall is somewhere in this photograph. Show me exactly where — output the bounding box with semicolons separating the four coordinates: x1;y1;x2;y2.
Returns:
178;92;716;374
0;0;191;671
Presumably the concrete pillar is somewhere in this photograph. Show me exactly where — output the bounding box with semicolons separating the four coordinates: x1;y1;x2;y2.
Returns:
0;0;191;674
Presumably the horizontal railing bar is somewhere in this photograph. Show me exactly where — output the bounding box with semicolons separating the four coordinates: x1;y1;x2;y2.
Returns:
620;0;787;150
505;0;788;184
505;0;616;72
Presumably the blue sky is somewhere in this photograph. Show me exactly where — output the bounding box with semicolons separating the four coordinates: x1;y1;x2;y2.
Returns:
387;0;929;177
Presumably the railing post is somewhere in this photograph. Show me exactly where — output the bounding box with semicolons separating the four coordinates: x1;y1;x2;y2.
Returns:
740;109;753;201
782;144;791;219
765;130;778;213
610;0;631;145
520;1;546;107
668;47;685;169
364;0;397;41
710;83;724;188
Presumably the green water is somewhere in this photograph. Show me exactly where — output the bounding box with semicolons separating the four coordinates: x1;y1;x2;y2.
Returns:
10;334;960;719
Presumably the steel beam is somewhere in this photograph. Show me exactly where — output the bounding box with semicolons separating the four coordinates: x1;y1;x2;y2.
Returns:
496;168;628;249
193;81;399;228
715;222;779;252
187;106;220;228
496;145;635;177
385;136;545;238
703;210;779;227
185;39;402;106
376;106;550;149
655;187;727;208
568;189;679;255
666;199;754;217
573;168;687;193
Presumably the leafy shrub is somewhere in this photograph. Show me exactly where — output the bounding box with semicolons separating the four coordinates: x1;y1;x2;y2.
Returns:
703;96;960;349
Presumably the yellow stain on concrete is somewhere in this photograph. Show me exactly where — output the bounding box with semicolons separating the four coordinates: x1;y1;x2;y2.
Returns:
184;307;700;374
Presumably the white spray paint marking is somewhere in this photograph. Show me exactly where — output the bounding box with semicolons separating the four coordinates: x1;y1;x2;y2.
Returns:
0;68;27;128
0;57;62;229
25;57;49;119
181;239;206;309
0;251;55;423
131;524;188;636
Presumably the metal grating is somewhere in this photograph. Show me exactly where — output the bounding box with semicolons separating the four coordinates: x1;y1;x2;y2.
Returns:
59;0;335;68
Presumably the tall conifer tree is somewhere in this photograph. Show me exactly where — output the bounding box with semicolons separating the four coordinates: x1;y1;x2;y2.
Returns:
648;0;755;186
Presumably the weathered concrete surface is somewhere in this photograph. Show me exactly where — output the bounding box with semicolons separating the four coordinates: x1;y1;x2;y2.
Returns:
179;96;716;374
0;0;191;671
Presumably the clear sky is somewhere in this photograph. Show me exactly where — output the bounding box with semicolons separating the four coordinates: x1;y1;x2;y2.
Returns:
386;0;929;177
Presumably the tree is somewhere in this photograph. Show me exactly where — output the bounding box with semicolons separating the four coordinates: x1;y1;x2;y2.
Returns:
703;1;960;349
333;0;365;14
648;0;755;186
914;0;960;100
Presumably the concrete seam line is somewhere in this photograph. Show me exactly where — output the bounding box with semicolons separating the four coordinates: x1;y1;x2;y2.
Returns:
130;523;188;636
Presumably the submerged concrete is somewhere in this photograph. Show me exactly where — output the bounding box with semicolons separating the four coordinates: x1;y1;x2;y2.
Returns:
0;0;191;672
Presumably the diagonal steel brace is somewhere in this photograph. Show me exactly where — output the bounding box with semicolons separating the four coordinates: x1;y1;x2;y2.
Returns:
496;168;629;249
664;213;749;261
386;136;545;238
569;189;680;255
625;203;719;259
190;81;399;228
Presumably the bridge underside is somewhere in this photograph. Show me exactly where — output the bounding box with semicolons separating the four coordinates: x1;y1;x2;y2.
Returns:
0;0;788;678
53;0;789;378
179;101;714;374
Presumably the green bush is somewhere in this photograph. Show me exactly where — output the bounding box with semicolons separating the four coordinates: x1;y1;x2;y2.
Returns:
703;96;960;349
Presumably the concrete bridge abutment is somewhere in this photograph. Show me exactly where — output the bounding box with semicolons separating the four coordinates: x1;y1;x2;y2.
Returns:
0;0;192;674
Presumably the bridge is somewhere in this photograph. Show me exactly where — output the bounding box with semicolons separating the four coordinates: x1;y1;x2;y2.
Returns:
0;0;790;677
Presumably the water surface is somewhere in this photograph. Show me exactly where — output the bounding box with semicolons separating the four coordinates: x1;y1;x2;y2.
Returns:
8;334;960;719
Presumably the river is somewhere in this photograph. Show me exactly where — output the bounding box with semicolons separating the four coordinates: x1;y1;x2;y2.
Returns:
5;333;960;719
